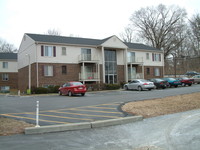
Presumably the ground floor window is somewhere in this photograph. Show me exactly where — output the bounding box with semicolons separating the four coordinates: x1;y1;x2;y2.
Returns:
2;74;9;81
1;86;10;92
44;66;53;76
146;68;150;75
154;67;160;76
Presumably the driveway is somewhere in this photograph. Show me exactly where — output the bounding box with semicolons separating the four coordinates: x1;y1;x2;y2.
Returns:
0;109;199;150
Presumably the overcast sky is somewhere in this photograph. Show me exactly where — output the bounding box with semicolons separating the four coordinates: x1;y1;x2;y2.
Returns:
0;0;200;48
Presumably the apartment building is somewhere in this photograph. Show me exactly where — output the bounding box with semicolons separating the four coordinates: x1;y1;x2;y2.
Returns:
18;33;164;92
0;53;18;92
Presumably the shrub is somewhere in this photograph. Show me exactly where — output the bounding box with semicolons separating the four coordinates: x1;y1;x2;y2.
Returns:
103;84;121;90
34;87;49;94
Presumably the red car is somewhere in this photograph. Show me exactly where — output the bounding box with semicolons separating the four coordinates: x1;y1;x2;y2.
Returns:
177;77;193;86
59;81;87;96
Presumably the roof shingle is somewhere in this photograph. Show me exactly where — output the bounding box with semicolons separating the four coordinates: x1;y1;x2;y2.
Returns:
0;53;17;60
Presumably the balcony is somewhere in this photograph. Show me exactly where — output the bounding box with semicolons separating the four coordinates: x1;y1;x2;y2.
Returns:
128;73;143;81
127;57;143;64
79;54;99;63
79;72;100;81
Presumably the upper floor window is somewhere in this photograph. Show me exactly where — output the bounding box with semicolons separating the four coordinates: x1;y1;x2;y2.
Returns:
2;62;8;69
2;74;9;81
41;45;56;57
81;48;91;61
62;47;67;55
128;52;135;63
152;53;161;61
146;53;150;60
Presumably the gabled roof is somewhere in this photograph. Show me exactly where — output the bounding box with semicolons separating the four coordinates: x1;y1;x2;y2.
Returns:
0;53;17;60
26;33;161;51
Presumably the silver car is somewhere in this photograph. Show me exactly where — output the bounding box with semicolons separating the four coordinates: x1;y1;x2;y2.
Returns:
191;75;200;84
124;79;155;91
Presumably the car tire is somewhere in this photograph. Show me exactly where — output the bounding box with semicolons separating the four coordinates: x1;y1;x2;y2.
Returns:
124;85;129;90
81;93;85;96
138;86;142;91
148;89;152;91
182;83;186;86
174;85;178;88
189;84;192;86
68;91;73;97
59;91;62;96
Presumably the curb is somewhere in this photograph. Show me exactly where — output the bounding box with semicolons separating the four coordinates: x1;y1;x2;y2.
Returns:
25;116;143;135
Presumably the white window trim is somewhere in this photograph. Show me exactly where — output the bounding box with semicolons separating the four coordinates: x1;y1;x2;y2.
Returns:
44;65;53;76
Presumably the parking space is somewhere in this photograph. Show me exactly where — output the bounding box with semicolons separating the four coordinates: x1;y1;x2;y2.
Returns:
0;102;126;126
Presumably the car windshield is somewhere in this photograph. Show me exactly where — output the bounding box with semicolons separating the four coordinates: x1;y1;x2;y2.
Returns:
182;77;188;79
165;78;175;81
71;82;83;86
155;79;164;82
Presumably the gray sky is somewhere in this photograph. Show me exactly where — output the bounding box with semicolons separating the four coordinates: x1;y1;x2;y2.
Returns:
0;0;200;48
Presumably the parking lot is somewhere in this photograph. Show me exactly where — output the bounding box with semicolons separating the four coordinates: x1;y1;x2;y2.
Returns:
1;84;200;126
0;102;125;126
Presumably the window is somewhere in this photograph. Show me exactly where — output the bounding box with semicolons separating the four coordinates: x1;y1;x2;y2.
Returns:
146;68;150;75
128;52;135;63
1;86;10;92
2;62;8;69
41;45;56;57
81;48;91;61
62;47;67;55
154;68;160;76
146;53;149;60
152;53;161;61
2;74;9;81
44;66;53;76
62;66;67;74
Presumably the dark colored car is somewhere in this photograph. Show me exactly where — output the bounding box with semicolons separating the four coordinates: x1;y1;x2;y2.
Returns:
59;81;87;96
185;71;200;76
148;78;169;89
162;78;181;88
176;77;193;86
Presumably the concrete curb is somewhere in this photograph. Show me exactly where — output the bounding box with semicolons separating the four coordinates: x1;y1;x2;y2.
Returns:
25;116;143;135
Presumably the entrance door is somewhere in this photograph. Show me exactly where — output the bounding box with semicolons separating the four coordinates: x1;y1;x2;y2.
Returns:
128;66;136;80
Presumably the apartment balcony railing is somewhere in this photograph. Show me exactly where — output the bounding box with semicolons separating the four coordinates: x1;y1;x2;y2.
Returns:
79;54;99;63
128;73;143;81
127;57;143;64
79;72;100;81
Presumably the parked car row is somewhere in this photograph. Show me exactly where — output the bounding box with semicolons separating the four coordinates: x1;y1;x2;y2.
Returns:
124;76;200;91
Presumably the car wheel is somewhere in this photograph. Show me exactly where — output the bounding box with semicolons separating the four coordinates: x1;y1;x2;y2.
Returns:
68;91;73;97
148;89;152;91
58;91;62;96
81;93;85;96
138;86;142;91
182;83;186;86
189;84;192;86
174;85;178;88
124;85;129;90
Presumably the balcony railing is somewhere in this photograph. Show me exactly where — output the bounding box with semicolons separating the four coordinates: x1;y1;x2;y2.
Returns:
127;57;143;64
79;72;100;81
128;73;143;81
79;54;99;62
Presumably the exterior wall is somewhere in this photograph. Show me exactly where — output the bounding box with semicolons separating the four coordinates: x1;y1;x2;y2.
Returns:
18;34;36;69
0;72;18;90
128;49;164;66
0;60;18;72
117;65;125;83
144;66;164;79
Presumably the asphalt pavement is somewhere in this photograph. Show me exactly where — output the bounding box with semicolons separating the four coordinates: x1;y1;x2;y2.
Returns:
0;109;199;150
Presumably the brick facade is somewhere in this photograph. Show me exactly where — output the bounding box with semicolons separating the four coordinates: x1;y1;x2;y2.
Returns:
0;72;18;90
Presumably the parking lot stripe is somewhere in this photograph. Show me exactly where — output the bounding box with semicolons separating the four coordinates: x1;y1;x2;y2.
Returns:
69;108;122;114
24;113;94;121
47;110;121;119
1;114;69;124
86;106;117;109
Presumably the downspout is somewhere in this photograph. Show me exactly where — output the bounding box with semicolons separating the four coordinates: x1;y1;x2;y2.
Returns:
36;42;39;87
102;46;105;83
124;48;128;82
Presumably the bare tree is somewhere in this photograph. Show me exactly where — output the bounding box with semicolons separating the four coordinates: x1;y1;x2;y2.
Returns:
46;29;61;36
0;38;17;53
120;26;134;43
130;4;187;59
189;13;200;56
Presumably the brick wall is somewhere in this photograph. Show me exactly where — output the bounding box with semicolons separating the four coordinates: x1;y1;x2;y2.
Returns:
144;66;163;79
0;72;18;89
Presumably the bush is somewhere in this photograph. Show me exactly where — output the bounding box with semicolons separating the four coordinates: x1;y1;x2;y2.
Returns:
31;85;60;94
103;84;121;90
